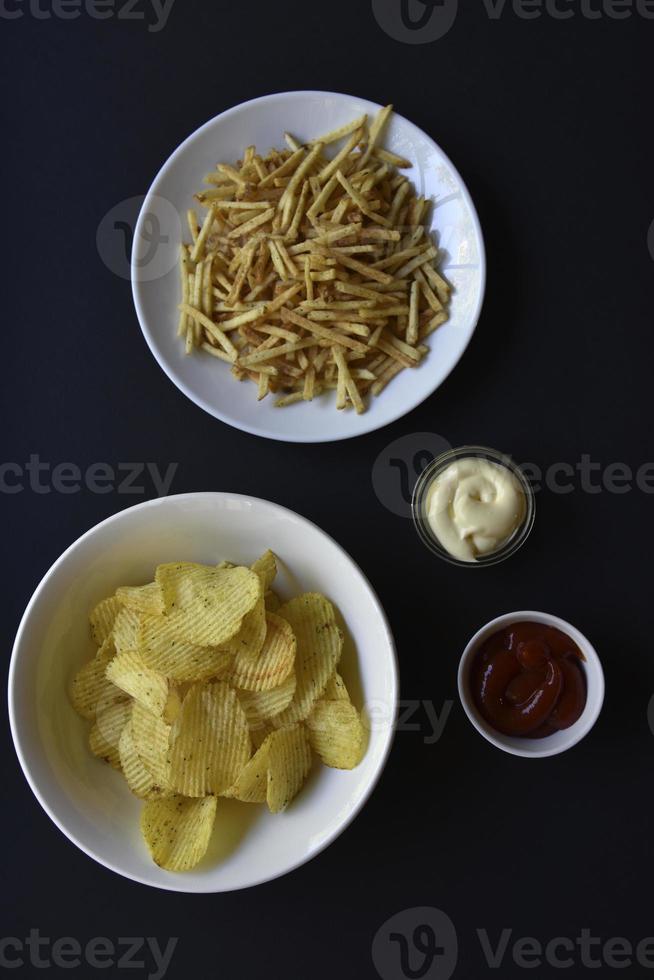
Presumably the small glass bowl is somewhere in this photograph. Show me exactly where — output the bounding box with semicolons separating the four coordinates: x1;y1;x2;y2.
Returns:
411;445;535;568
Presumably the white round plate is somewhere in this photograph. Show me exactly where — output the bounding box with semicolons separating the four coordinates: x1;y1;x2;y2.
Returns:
132;90;486;442
8;493;398;893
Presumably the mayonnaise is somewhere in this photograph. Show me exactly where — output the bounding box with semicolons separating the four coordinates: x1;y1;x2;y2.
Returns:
425;457;526;562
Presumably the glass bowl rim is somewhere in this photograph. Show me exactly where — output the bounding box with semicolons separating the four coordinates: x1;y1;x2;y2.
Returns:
411;444;536;568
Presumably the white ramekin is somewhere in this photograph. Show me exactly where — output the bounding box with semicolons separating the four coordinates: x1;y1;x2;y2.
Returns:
458;611;604;758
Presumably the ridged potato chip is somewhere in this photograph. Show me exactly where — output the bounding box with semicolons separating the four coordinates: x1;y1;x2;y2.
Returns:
250;723;274;750
89;595;122;645
154;562;260;645
251;550;277;591
273;595;343;725
237;671;297;729
230;612;296;692
137;617;234;682
225;736;271;803
141;795;217;871
116;581;165;616
112;606;142;655
156;561;200;612
307;699;365;770
106;649;169;716
163;687;182;725
168;681;251;796
70;636;126;720
95;685;130;716
131;701;172;786
267;723;312;813
323;671;350;702
218;594;266;660
73;551;366;873
119;723;171;800
265;590;281;612
89;700;133;769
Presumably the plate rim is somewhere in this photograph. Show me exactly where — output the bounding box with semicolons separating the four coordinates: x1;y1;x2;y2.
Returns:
8;490;399;893
131;89;487;443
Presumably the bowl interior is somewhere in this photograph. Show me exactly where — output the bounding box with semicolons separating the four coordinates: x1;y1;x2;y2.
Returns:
9;493;397;891
132;90;485;442
458;612;604;758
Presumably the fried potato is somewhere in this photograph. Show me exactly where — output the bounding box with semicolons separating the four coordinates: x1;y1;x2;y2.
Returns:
273;594;343;725
176;107;452;414
307;699;365;770
267;724;312;813
163;686;182;725
73;552;365;872
237;671;296;729
70;636;126;720
250;549;277;591
115;581;165;617
119;723;171;800
225;736;271;803
152;563;260;646
105;649;169;716
323;671;350;702
264;589;281;612
218;594;267;660
112;606;142;656
94;685;130;717
250;723;274;750
89;700;133;770
131;701;172;787
137;619;234;683
89;595;122;645
168;681;251;796
141;795;217;872
229;612;296;692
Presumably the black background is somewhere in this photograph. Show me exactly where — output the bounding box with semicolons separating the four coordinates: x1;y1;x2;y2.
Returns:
2;0;653;977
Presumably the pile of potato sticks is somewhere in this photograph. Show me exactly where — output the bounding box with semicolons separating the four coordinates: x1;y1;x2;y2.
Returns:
178;105;451;413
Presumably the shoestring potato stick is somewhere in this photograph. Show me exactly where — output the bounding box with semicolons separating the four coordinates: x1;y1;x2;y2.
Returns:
177;106;452;414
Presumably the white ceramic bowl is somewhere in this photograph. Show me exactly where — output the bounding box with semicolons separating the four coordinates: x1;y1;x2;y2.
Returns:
458;611;604;758
8;493;398;892
132;90;485;442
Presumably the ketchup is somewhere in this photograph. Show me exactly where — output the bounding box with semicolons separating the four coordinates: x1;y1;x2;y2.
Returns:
470;621;586;738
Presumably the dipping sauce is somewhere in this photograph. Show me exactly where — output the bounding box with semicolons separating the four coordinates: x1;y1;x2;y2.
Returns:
425;457;526;562
470;621;587;738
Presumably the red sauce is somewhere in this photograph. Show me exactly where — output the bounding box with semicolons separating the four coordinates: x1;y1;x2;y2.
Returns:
470;621;587;738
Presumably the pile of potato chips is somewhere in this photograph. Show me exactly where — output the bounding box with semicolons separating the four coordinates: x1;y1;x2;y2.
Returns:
70;551;365;872
178;105;451;412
